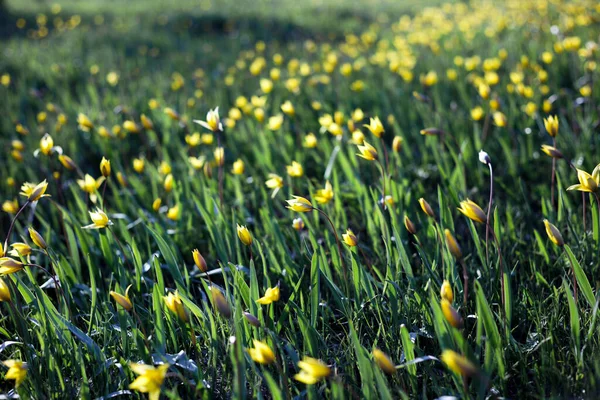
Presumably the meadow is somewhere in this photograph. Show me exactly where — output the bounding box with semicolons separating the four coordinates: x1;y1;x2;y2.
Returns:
1;0;600;398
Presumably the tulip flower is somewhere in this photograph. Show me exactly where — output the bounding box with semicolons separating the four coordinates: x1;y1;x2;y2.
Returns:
9;243;31;257
110;285;133;311
247;340;276;365
294;357;331;384
440;350;477;377
210;286;232;318
20;180;49;202
363;116;384;138
286;196;313;213
286;161;303;178
292;218;305;231
237;225;253;246
39;133;54;155
314;181;334;205
100;157;111;177
232;159;245;175
192;249;208;272
544;115;559;137
418;198;436;218
342;229;358;247
163;291;189;322
441;299;463;328
77;113;94;131
444;229;462;260
256;286;280;305
129;363;169;400
373;349;395;374
458;199;487;224
3;360;27;388
83;208;112;229
567;166;600;193
194;107;223;132
543;219;564;247
440;280;454;303
0;257;24;275
541;145;563;159
357;141;378;161
0;278;11;302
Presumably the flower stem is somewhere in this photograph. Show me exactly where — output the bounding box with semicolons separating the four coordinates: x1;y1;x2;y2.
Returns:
486;163;494;266
3;200;30;252
551;137;556;210
376;159;386;206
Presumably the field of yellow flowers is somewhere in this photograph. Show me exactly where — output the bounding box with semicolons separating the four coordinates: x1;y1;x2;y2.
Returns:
1;0;600;398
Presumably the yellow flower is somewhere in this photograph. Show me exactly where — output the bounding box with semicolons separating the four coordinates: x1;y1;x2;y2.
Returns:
580;85;591;97
0;278;11;302
164;174;174;192
294;357;330;385
567;166;600;193
232;159;245;175
163;291;189;321
541;115;558;138
304;133;317;148
123;120;141;134
286;161;304;178
404;215;417;235
152;198;162;212
392;136;403;152
237;224;253;246
441;298;463;328
0;258;24;275
189;156;206;170
471;106;484;121
265;174;284;197
444;229;462;260
3;360;27;388
356;141;378;161
141;114;154;130
363;116;384;138
59;155;77;170
159;161;172;175
2;199;19;214
458;199;487;224
192;249;207;272
540;145;563;159
9;243;32;257
247;340;276;365
256;286;280;305
441;280;454;303
110;284;133;311
20;180;49;202
281;100;295;117
214;147;225;167
493;111;507;127
286;196;313;213
260;78;273;93
39;133;54;155
106;71;119;86
129;363;169;400
314;181;334;205
327;123;343;136
164;107;180;121
133;158;145;173
373;349;395;374
543;219;564;247
268;114;284;131
440;350;477;377
342;229;358;247
77;113;94;131
292;218;305;231
194;107;223;132
210;286;232;318
100;157;111;177
83;208;111;229
418;198;435;218
78;174;105;195
166;204;180;220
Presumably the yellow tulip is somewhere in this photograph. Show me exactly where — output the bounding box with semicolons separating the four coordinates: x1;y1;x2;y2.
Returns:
256;286;280;305
3;360;27;388
20;180;49;202
418;198;435;218
404;215;417;235
440;350;477;377
83;208;111;229
373;349;395;374
286;196;313;213
444;229;462;260
357;141;378;161
0;278;11;302
363;116;384;138
100;157;111;177
540;145;563;159
110;285;133;311
194;107;222;132
237;224;253;246
440;280;454;303
286;161;304;178
314;181;334;205
342;229;358;247
0;257;24;275
543;219;564;247
247;340;276;365
281;100;295;117
232;159;245;175
544;115;559;137
39;133;54;155
567;167;599;193
163;291;189;322
441;299;463;328
294;357;330;385
458;199;487;224
192;249;208;272
129;363;169;400
9;243;31;257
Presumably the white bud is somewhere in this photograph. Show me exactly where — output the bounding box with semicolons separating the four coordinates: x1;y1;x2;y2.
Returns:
479;150;491;165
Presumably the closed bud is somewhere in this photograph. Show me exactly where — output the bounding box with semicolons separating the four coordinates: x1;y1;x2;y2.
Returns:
444;229;462;259
392;136;403;152
100;157;111;177
441;299;463;328
418;198;436;218
440;280;454;303
192;249;207;272
28;227;47;249
543;219;564;247
404;215;417;235
243;311;261;327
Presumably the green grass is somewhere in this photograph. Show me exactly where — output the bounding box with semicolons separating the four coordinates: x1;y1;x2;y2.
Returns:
1;0;600;398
